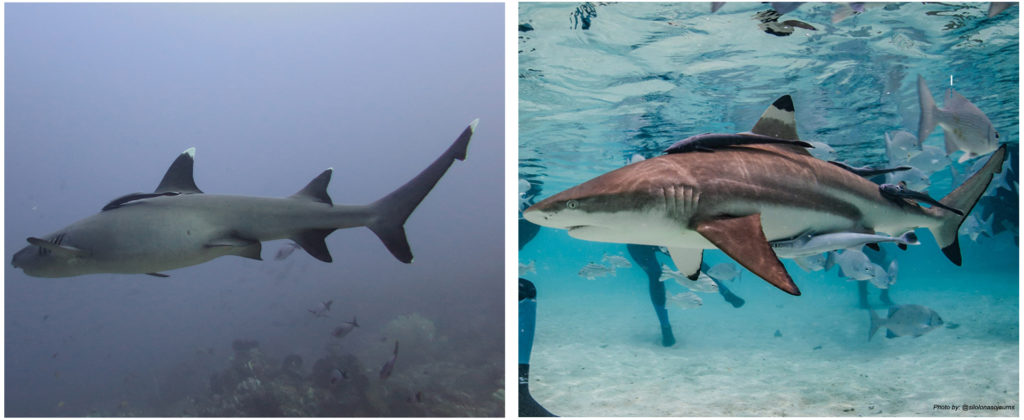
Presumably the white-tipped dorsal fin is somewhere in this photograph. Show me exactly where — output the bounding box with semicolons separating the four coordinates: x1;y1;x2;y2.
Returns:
155;147;203;194
469;118;480;132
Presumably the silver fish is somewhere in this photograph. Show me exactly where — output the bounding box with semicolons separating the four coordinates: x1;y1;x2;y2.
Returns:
578;263;614;280
960;212;994;242
869;304;943;340
660;266;719;293
885;130;919;164
308;300;333;318
770;231;918;258
379;341;399;380
918;75;999;163
519;260;536;276
668;291;703;310
834;248;874;281
792;252;835;272
601;253;633;269
705;262;741;283
332;317;359;338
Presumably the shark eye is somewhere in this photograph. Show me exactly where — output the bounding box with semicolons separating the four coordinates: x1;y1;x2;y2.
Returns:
566;200;579;209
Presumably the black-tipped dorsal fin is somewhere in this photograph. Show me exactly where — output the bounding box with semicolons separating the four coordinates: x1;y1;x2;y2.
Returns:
750;95;799;140
155;147;203;194
290;169;334;205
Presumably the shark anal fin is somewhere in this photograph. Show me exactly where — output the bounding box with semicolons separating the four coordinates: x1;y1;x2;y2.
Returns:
695;214;801;296
290;170;334;205
206;237;263;261
155;147;203;194
146;272;170;278
292;229;337;263
667;247;702;279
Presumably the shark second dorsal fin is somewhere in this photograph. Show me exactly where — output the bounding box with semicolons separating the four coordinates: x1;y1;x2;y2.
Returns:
155;147;203;194
290;169;334;205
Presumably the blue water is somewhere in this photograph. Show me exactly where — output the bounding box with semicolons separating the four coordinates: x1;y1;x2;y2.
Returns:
519;2;1018;416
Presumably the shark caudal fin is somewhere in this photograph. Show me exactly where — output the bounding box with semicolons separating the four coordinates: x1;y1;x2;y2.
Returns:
368;120;476;263
930;144;1006;265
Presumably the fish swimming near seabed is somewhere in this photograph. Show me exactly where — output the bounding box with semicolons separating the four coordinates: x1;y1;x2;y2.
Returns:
524;94;1006;296
308;300;334;318
667;291;703;310
705;262;741;283
379;341;399;381
917;75;999;163
519;260;537;275
601;253;633;268
578;262;615;280
869;304;943;340
659;265;718;293
11;121;477;278
332;317;360;338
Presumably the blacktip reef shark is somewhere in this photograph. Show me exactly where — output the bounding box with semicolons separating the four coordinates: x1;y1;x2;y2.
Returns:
12;120;477;278
523;95;1006;296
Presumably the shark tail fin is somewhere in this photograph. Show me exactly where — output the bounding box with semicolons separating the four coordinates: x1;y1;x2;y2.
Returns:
916;75;938;147
368;120;476;263
929;145;1007;265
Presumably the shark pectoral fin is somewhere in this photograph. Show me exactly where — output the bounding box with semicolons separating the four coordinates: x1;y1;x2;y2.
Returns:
146;272;170;278
206;237;263;261
292;229;337;263
695;214;801;296
27;237;85;257
667;247;702;279
155;147;203;194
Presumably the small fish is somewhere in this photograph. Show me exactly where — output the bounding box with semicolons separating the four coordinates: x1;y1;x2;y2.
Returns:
57;401;65;409
834;248;874;281
578;262;614;280
792;252;835;272
518;260;536;276
51;352;58;359
907;145;951;175
308;300;333;318
274;242;302;260
329;367;348;384
813;345;822;350
332;317;360;339
918;75;999;163
866;260;898;290
601;253;633;269
42;314;49;322
661;268;719;293
885;130;919;164
379;341;399;380
774;329;782;338
869;304;943;340
705;262;741;283
667;291;703;310
415;391;423;403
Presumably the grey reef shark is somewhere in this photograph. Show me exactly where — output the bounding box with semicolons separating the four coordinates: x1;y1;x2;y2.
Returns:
523;96;1005;296
12;120;477;278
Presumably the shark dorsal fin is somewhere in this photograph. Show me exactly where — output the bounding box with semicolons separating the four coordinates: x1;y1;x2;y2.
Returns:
749;95;813;156
290;169;334;205
155;147;203;194
750;95;799;140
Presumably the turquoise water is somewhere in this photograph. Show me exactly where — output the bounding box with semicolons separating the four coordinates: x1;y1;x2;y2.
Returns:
519;2;1018;416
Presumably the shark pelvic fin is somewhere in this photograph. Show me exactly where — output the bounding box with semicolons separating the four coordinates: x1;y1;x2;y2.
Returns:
667;247;703;279
290;169;334;205
155;147;203;194
27;237;85;257
205;237;263;260
695;214;800;296
291;229;337;263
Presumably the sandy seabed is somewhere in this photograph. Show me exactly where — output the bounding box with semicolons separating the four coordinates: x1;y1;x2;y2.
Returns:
527;281;1018;417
